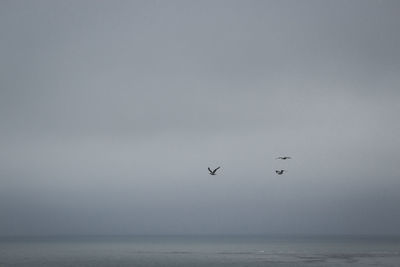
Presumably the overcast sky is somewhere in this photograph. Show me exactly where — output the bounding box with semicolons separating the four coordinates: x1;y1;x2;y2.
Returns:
1;0;400;236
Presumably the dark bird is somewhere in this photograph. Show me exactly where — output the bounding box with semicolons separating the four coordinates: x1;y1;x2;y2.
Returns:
208;167;220;175
275;170;285;175
276;156;291;160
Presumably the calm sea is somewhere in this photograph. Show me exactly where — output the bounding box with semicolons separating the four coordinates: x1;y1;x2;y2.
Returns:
0;235;399;266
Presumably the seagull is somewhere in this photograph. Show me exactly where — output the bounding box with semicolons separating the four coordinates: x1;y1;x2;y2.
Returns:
275;170;285;175
276;156;291;160
208;167;220;175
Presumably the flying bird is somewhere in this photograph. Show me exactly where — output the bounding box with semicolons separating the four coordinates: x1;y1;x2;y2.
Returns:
275;170;285;175
276;156;291;160
208;167;220;175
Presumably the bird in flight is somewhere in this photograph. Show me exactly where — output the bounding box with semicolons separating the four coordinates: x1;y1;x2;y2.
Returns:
275;170;285;175
208;167;220;175
276;156;291;160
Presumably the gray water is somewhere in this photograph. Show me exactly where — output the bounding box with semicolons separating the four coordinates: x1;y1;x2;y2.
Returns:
1;235;400;266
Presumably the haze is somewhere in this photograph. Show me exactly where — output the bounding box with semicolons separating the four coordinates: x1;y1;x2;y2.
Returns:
1;0;399;236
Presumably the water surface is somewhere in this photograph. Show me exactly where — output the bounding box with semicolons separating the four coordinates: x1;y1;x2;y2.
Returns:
1;235;399;266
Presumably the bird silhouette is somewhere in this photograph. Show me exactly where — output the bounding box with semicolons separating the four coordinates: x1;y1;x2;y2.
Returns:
276;156;291;160
208;167;220;175
275;170;285;175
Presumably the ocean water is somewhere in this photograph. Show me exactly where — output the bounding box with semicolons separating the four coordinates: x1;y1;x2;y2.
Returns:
0;235;400;266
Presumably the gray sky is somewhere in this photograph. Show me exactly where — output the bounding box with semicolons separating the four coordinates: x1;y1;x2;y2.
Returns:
1;0;400;236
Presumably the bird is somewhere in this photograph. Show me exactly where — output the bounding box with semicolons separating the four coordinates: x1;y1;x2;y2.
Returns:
276;156;291;160
275;170;285;175
208;167;220;175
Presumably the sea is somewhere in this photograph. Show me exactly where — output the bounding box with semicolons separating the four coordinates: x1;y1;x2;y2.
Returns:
0;235;400;266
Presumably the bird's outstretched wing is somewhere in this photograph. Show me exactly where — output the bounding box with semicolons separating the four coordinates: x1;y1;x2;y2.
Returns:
208;167;212;173
276;156;291;160
214;166;221;172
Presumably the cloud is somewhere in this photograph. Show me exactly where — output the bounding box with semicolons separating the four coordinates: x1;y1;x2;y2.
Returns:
0;0;399;235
